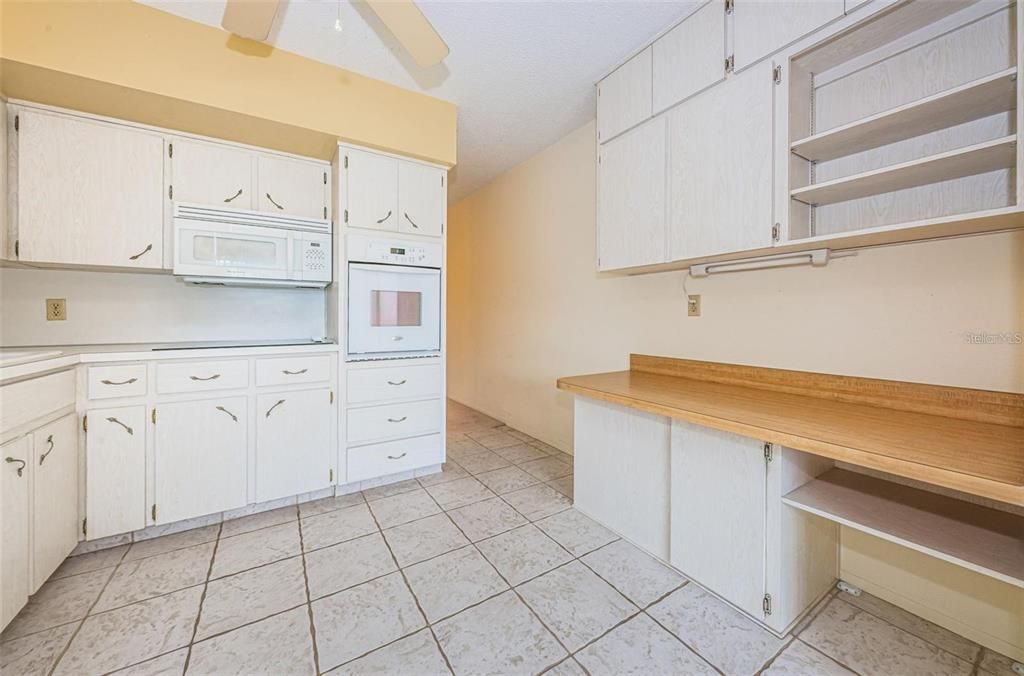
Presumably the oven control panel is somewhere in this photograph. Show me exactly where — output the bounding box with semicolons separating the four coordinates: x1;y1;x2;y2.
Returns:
347;234;443;268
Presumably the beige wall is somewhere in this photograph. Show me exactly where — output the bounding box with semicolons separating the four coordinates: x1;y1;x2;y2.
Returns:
446;119;1023;659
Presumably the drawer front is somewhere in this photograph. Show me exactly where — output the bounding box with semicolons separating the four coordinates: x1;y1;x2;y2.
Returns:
347;363;441;405
256;355;332;387
156;359;249;394
347;399;441;445
0;370;75;432
88;364;148;400
347;434;443;483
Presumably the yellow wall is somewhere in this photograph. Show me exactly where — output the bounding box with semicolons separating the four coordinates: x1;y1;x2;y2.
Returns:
0;0;456;164
447;119;1024;660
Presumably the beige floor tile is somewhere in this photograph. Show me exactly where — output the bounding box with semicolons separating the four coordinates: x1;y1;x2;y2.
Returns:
325;628;449;675
363;478;423;502
519;456;573;482
196;556;308;640
434;591;566;676
2;567;112;640
94;542;214;612
500;484;571;521
188;606;316;676
546;657;588;676
212;522;301;579
581;539;685;607
367;489;441;529
300;503;378;551
475;466;541;494
52;545;129;580
404;547;509;622
424;477;496;510
467;430;522;450
220;505;297;539
381;513;469;567
476;524;573;586
446;438;489;460
54;586;202;675
980;649;1024;676
456;450;512;475
124;525;220;562
298;492;365;519
576;613;715;676
447;497;529;541
0;622;76;676
492;443;549;465
546;475;574;499
535;509;617;556
417;461;470;488
312;572;426;671
305;532;397;600
763;640;855;675
108;648;188;676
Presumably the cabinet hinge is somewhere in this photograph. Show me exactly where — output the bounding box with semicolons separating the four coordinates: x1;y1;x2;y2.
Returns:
441;175;444;187
82;415;88;433
151;504;157;521
323;171;327;185
168;143;173;158
344;155;349;169
14;114;19;132
329;469;334;482
725;54;735;74
14;240;19;259
773;65;782;85
763;442;774;464
151;408;157;424
771;223;780;242
763;593;773;616
168;185;174;200
344;209;349;224
82;518;87;536
725;0;734;14
329;390;334;404
323;206;328;219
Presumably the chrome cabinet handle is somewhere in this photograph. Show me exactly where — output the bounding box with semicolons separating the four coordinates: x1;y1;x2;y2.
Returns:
224;188;243;203
101;377;138;386
5;457;26;477
106;417;134;435
282;369;308;375
129;244;153;260
387;416;407;423
387;452;407;460
404;212;420;229
39;435;55;465
216;406;238;422
265;193;284;210
392;336;404;342
376;210;393;224
190;374;221;381
387;380;407;386
265;399;285;418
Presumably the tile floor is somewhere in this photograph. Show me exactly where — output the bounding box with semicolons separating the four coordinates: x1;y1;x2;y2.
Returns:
1;399;1019;675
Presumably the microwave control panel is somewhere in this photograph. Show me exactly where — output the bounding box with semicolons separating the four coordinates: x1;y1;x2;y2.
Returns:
296;236;332;281
347;234;443;268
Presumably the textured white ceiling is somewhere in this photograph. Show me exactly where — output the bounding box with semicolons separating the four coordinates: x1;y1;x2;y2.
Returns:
139;0;700;200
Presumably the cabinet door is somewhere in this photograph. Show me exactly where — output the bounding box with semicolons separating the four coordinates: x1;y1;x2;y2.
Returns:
345;149;398;231
16;110;164;269
31;414;79;592
257;155;328;220
256;389;333;503
398;162;446;237
598;47;653;142
1;436;30;629
154;398;247;525
86;406;146;540
598;116;667;271
671;421;765;618
668;60;774;261
733;0;844;71
653;0;727;113
170;139;254;210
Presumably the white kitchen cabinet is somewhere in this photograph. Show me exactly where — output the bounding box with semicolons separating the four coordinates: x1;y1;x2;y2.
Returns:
667;60;775;261
256;388;334;503
598;47;653;143
1;436;30;630
13;109;164;269
257;154;329;220
154;398;247;525
344;148;399;232
598;116;667;271
86;406;146;540
169;139;254;209
398;161;445;237
652;0;727;113
732;0;844;72
30;414;79;591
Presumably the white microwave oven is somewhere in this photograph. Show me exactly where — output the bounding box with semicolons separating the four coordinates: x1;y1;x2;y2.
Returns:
172;203;332;288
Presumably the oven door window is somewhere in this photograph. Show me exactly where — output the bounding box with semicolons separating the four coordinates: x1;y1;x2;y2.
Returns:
348;264;441;355
371;290;422;327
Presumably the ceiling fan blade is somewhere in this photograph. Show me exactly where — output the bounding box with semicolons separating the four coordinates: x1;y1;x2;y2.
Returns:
222;0;281;41
365;0;450;68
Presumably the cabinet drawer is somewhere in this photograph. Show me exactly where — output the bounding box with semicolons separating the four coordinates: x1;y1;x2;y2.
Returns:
256;355;331;387
348;434;443;483
347;363;441;404
0;370;75;432
88;364;148;400
156;360;249;394
347;399;441;445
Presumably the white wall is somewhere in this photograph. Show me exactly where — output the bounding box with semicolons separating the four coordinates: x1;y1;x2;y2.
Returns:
0;267;325;346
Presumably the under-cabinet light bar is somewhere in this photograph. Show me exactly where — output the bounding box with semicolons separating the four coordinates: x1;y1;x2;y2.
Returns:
690;249;830;277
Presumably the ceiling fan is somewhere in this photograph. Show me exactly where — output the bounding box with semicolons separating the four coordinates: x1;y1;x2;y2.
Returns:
221;0;449;67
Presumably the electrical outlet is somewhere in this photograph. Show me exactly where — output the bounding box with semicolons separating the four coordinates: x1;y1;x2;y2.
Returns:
687;295;701;317
45;298;67;321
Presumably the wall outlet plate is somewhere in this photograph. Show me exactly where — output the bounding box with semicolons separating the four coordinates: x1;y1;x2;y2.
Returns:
687;295;701;317
46;298;67;321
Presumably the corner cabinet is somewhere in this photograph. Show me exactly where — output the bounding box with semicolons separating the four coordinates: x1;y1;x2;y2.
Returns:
341;146;446;237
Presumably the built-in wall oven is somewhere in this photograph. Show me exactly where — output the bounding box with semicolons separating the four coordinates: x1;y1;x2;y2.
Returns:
346;234;442;359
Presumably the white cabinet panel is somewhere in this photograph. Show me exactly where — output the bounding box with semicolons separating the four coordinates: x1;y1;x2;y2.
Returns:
598;47;654;142
1;436;30;629
31;414;79;591
733;0;844;71
257;155;328;220
598;116;668;271
156;359;249;394
398;162;446;237
347;363;442;405
347;433;443;483
154;398;247;525
653;0;727;113
256;388;334;502
86;406;146;540
170;139;254;210
668;60;775;261
345;149;399;231
15;110;164;269
255;355;332;387
0;370;75;432
347;399;442;446
87;364;148;400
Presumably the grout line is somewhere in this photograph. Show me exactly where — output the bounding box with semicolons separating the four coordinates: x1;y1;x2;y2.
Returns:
754;635;798;676
796;637;865;676
295;510;322;675
641;609;727;676
182;521;223;674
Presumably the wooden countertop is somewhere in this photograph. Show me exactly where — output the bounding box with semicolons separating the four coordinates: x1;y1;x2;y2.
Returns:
557;356;1024;506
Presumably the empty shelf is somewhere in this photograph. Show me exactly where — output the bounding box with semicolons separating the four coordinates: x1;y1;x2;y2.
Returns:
792;68;1018;162
783;469;1024;588
791;135;1016;206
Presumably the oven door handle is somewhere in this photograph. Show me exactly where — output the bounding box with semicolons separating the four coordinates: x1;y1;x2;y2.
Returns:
348;263;439;274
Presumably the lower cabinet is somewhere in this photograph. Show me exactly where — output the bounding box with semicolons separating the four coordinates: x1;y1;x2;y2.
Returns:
1;436;31;629
86;406;147;540
256;388;334;503
30;414;79;591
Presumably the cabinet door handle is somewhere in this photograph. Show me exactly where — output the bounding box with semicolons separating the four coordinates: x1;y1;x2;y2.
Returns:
129;244;153;260
376;210;393;224
265;193;285;210
106;417;134;435
403;212;420;229
190;374;221;381
282;368;308;375
387;452;407;460
215;406;238;422
387;416;407;423
5;457;26;477
39;435;55;465
101;377;138;386
387;379;407;386
224;188;243;203
391;336;405;342
265;399;286;418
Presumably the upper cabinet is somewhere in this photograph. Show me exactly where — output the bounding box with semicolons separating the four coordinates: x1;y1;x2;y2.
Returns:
732;0;844;72
652;0;727;113
257;155;330;221
170;140;254;209
597;47;653;143
342;147;446;237
398;161;446;237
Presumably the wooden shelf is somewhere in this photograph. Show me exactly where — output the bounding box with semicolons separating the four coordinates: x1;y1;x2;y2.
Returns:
791;68;1018;162
791;135;1017;206
783;469;1024;588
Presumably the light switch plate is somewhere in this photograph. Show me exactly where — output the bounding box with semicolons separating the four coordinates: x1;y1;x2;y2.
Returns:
46;298;67;321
